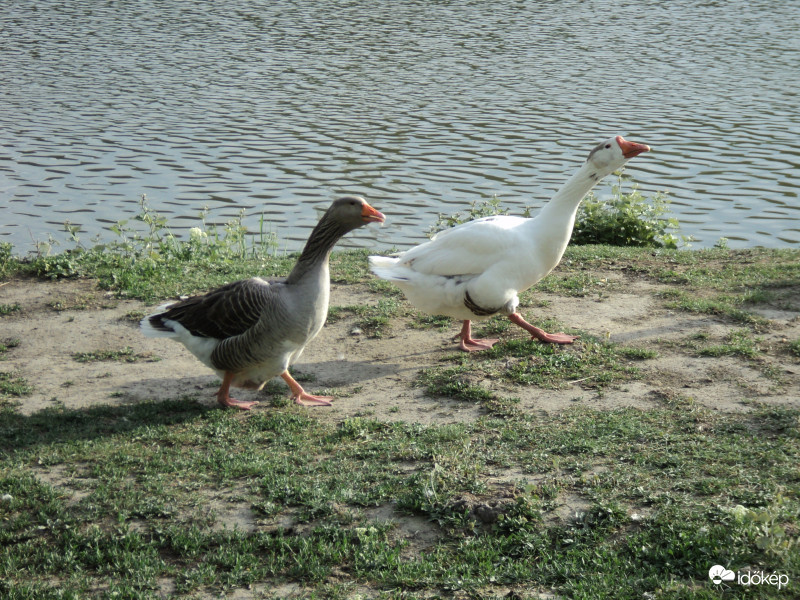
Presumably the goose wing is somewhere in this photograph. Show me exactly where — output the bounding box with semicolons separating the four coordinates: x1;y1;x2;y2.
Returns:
148;278;282;340
400;215;528;276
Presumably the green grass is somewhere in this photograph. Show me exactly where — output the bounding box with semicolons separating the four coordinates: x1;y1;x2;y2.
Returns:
0;303;21;317
0;371;33;400
543;246;800;329
0;402;797;598
532;270;616;298
660;290;770;327
418;366;496;404
0;344;27;404
419;334;650;408
648;251;798;320
696;329;763;359
1;202;799;598
618;347;659;360
410;313;455;331
0;339;21;359
71;347;160;364
329;297;408;339
490;335;642;387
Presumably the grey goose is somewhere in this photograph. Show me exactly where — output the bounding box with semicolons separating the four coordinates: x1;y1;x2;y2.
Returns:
142;196;385;409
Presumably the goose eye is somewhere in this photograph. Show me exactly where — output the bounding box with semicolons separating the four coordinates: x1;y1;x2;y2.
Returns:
604;143;612;149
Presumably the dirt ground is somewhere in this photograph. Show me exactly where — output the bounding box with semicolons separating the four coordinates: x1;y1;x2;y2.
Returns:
1;269;798;421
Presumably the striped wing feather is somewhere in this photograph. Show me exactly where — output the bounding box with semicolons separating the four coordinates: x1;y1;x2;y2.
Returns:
149;278;281;340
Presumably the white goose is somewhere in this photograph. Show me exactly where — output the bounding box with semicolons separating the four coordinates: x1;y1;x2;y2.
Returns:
142;196;385;409
369;136;650;351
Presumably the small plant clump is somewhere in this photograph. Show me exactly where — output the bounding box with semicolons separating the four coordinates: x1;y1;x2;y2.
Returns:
0;371;33;399
572;171;687;248
0;243;16;280
0;339;21;358
696;329;763;359
71;347;158;363
0;303;21;317
106;195;278;262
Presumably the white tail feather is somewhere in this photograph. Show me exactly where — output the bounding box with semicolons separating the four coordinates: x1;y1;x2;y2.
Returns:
368;255;412;282
139;301;178;338
139;315;177;338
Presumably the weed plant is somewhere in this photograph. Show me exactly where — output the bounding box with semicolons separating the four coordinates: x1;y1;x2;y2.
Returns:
0;243;15;280
572;172;687;248
0;371;33;399
0;303;21;317
0;339;21;358
2;195;288;301
71;347;159;364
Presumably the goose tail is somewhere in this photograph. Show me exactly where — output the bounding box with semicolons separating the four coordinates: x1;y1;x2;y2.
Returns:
368;255;413;282
139;302;179;338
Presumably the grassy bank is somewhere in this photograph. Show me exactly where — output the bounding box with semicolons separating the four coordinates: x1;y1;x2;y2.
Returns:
1;243;799;599
1;400;797;599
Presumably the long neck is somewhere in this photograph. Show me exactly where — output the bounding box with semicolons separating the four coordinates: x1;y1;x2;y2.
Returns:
530;163;607;266
537;162;602;227
285;217;349;284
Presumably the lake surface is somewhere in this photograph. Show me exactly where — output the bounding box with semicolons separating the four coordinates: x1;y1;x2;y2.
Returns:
2;0;799;254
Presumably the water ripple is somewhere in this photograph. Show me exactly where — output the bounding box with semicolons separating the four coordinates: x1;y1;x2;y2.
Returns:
2;0;799;252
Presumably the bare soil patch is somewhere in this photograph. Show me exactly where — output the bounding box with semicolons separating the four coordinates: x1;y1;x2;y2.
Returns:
1;266;797;421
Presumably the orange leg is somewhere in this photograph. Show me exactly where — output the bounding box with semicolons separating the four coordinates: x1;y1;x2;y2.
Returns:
281;371;333;407
458;320;499;352
508;312;578;344
216;371;260;410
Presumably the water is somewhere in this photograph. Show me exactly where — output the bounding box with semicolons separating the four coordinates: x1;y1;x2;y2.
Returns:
2;0;799;254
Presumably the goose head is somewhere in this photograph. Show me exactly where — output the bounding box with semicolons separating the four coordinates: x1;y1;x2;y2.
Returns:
585;136;650;179
325;195;386;232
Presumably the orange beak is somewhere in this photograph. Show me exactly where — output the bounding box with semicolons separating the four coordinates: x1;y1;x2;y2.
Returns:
361;202;386;224
616;136;650;159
